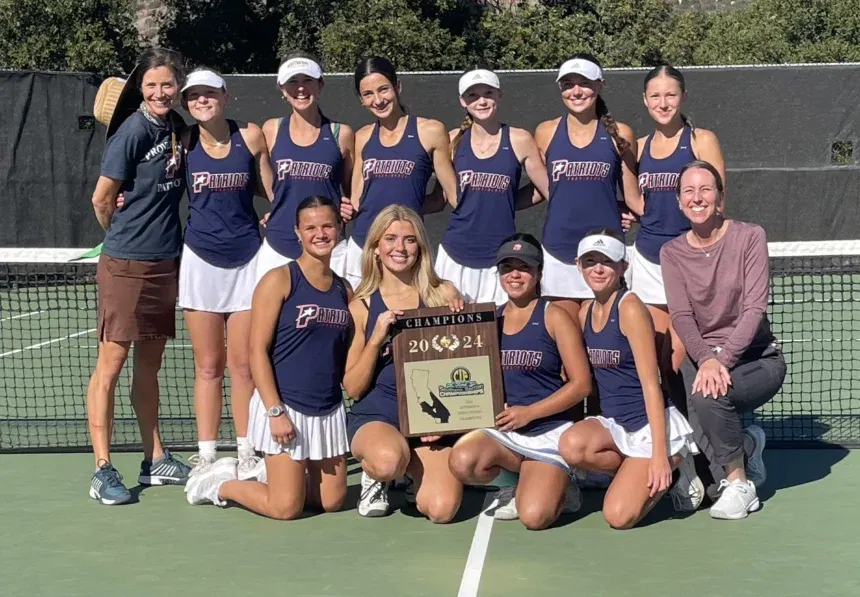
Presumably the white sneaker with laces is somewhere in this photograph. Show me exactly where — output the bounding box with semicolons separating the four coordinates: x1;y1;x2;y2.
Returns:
357;472;390;517
491;486;519;520
186;459;238;507
238;454;265;482
187;453;216;477
669;453;705;512
709;479;760;520
743;425;767;488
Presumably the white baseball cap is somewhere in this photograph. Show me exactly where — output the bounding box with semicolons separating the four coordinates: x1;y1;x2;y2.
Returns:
576;234;626;262
277;57;323;85
181;70;227;93
458;69;500;96
556;58;604;82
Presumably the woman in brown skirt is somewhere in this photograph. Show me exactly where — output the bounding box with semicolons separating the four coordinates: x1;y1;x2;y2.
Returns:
87;48;192;505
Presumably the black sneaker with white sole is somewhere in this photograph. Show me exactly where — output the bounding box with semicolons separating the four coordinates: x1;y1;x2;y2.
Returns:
139;449;192;486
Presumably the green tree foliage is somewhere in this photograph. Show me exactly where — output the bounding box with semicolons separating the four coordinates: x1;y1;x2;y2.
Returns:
277;0;341;61
158;0;283;73
0;0;139;74
319;0;466;72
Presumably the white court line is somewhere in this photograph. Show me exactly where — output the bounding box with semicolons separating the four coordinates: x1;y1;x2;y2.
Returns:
0;328;96;358
457;493;497;597
0;310;41;323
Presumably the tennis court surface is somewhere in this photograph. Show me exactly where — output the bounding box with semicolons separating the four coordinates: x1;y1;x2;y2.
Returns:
1;242;859;596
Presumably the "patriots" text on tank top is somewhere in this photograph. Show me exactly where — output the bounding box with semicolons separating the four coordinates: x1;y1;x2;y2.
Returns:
276;159;333;181
501;349;543;369
551;160;611;181
192;171;251;194
638;171;679;193
295;304;350;329
362;158;415;179
458;170;511;192
587;347;622;367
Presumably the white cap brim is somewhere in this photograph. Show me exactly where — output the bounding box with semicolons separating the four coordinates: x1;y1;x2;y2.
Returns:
277;58;323;85
556;58;604;82
577;234;626;262
458;69;500;96
181;70;227;93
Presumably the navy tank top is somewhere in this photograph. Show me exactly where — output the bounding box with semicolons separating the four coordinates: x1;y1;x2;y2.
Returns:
441;126;522;269
349;290;426;425
498;299;568;435
542;118;623;263
583;289;662;433
266;118;345;259
351;116;433;247
184;120;261;268
271;261;352;416
636;126;695;263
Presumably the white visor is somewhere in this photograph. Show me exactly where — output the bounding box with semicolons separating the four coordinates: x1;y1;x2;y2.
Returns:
556;58;604;82
181;70;227;93
458;69;500;96
277;58;323;85
577;234;626;262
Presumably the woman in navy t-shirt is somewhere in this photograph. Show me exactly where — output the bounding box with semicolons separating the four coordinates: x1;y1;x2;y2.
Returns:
176;68;275;481
558;228;700;529
185;196;354;519
346;56;459;289
448;234;592;530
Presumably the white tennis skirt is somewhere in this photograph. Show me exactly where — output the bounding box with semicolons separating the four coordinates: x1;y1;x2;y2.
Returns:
481;422;574;474
342;237;365;290
247;390;349;460
540;249;594;300
435;244;507;306
178;244;258;313
590;406;699;459
255;238;350;286
624;244;667;305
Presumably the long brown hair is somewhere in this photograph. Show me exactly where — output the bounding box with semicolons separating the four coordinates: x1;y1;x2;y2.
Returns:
568;53;629;155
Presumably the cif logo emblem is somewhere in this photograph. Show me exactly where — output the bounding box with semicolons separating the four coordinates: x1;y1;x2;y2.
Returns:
431;334;460;352
450;367;471;383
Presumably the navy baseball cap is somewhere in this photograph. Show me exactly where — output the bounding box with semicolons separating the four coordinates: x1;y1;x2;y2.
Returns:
495;239;543;268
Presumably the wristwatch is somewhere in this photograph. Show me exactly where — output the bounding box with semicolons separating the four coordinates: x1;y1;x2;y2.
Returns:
266;405;285;418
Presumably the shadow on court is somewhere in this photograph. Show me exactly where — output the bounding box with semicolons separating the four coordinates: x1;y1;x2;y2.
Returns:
757;447;850;501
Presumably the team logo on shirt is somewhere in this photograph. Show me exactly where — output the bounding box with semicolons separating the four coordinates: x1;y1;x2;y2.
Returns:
191;171;250;194
276;159;333;182
458;170;511;193
362;158;415;180
295;304;350;329
638;171;679;193
588;348;621;368
550;160;611;182
501;349;543;369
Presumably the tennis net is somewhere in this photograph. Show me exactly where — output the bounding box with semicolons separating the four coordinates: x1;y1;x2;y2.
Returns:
1;242;858;453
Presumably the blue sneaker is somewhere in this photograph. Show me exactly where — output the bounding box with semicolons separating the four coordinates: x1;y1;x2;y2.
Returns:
89;461;132;505
139;449;192;486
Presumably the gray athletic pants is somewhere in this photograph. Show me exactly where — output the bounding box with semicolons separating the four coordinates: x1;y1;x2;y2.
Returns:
675;344;787;496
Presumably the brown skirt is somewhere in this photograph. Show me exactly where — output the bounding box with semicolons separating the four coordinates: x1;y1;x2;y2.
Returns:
97;254;179;342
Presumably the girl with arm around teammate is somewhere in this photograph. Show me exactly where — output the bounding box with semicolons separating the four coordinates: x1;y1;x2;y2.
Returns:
661;160;786;520
185;196;353;519
343;205;466;522
346;56;459;289
258;54;356;282
177;67;274;479
435;68;550;306
448;234;591;530
558;228;700;529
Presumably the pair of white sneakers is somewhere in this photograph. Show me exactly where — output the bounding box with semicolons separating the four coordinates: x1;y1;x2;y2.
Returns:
670;424;767;520
357;473;415;517
185;452;267;507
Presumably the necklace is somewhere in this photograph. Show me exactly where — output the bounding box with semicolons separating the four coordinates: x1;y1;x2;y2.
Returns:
200;134;230;146
690;228;723;257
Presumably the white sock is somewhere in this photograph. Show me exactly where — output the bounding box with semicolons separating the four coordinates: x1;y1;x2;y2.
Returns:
198;440;217;460
236;436;254;456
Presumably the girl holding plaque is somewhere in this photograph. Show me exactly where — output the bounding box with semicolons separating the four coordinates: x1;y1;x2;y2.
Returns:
344;205;466;522
448;234;592;529
558;228;700;529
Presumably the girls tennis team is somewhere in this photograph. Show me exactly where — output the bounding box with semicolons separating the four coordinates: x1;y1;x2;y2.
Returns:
88;48;788;529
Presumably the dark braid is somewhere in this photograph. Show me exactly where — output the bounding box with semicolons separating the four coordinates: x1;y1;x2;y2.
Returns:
595;96;629;155
449;112;474;160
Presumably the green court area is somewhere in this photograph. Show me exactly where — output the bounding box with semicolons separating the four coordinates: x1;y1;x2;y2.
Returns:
2;449;859;597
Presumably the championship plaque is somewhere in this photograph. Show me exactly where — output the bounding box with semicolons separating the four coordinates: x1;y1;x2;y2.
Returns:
393;303;504;437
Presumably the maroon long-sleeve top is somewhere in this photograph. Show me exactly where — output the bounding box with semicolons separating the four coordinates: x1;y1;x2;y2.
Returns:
660;221;775;369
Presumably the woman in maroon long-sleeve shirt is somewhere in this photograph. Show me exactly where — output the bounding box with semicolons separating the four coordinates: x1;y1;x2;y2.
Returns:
661;160;786;521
